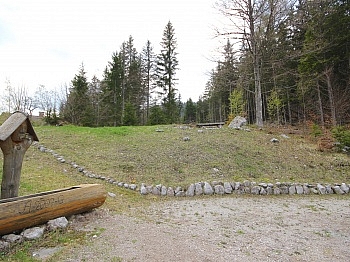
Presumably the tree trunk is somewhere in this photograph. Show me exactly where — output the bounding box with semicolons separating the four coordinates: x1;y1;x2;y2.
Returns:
316;79;325;128
324;66;336;126
248;0;263;127
287;89;292;125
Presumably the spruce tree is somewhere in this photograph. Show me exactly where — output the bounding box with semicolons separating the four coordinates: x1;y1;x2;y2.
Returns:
156;21;179;124
101;52;124;126
141;40;156;124
183;98;197;123
63;64;94;126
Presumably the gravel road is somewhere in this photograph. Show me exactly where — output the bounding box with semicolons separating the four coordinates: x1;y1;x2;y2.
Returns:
62;195;350;262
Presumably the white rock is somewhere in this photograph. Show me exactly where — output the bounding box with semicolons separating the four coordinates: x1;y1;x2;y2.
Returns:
167;187;175;196
195;182;203;195
270;138;279;143
47;217;69;231
340;183;349;194
108;192;116;198
228;116;247;129
186;184;195;197
140;184;148;195
0;240;10;250
317;184;326;194
22;227;45;240
161;185;167;196
224;182;233;194
203;182;214;195
2;234;23;243
214;185;225;195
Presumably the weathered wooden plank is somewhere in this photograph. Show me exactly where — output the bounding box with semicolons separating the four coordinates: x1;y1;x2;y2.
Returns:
0;184;107;235
196;122;225;128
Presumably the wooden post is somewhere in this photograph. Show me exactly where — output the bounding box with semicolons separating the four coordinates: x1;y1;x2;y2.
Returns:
0;112;38;199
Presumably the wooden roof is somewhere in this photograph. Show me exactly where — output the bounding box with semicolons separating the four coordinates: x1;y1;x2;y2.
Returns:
0;112;39;142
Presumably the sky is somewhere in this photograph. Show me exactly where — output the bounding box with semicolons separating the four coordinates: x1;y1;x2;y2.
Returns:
0;0;224;104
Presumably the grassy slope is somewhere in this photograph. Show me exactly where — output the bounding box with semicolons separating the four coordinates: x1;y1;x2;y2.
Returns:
32;124;350;184
1;123;350;261
1;124;350;200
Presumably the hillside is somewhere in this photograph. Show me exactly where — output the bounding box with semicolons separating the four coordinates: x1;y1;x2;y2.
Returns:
1;124;350;261
11;124;349;195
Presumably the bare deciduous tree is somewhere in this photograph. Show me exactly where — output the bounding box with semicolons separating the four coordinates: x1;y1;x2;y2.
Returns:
215;0;296;127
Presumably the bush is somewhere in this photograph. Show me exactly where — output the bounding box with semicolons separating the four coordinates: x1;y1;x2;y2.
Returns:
311;123;323;138
331;126;350;148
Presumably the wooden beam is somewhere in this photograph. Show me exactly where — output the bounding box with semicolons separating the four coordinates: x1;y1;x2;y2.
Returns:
0;184;106;235
196;122;225;128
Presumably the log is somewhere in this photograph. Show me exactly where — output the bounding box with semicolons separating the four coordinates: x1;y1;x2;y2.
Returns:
0;184;107;235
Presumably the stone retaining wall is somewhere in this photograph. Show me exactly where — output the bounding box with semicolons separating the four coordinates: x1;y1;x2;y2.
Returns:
35;143;350;196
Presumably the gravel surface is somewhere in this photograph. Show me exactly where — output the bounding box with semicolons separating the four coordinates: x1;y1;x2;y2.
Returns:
63;195;350;262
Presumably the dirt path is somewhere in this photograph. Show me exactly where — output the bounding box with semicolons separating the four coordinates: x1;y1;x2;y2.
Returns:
62;195;350;262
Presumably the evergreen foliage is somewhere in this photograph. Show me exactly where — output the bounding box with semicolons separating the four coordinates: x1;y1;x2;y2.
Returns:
332;126;350;148
141;40;157;124
62;64;94;126
53;2;350;130
148;105;167;125
156;21;179;124
183;98;197;123
209;0;350;128
123;102;138;126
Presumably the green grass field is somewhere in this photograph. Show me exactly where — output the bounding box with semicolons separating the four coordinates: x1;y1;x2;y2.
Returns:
2;124;350;196
1;123;350;261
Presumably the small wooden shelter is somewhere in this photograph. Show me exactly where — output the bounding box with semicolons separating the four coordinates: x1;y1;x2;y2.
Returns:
0;112;39;199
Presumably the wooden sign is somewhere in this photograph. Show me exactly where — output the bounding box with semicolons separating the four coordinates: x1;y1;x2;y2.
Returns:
0;184;107;235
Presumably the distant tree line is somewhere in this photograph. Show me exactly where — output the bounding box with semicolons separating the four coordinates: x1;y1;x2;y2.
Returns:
0;21;183;126
200;0;350;128
2;3;349;129
60;21;181;127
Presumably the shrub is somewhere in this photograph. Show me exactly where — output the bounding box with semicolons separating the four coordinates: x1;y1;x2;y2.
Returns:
311;123;323;138
331;126;350;148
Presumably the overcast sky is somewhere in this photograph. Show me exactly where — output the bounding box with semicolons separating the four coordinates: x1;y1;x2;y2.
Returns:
0;0;224;103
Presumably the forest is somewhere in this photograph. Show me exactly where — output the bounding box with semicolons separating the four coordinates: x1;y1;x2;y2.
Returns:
1;0;349;129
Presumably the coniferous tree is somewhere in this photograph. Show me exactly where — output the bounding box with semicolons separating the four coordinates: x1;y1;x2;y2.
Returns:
123;101;137;125
183;98;197;123
298;0;350;126
123;36;142;125
196;96;209;123
141;40;157;124
199;40;238;123
148;105;167;125
63;64;94;126
100;52;124;126
156;21;179;123
88;75;102;126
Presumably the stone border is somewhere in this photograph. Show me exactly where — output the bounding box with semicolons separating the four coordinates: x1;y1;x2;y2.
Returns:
34;142;350;196
0;217;68;251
